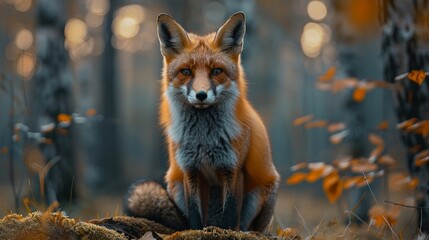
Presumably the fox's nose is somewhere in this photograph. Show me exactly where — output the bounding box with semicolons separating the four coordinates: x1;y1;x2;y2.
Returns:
196;91;207;101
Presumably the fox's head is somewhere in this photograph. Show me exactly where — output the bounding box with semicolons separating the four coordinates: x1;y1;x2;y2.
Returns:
157;12;246;109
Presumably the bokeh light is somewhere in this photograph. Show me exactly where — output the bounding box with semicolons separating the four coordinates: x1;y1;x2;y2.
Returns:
307;0;327;21
112;4;147;52
85;13;104;28
301;22;325;58
113;16;139;39
87;0;109;16
15;28;33;50
65;18;88;45
13;0;32;12
16;51;36;80
116;4;145;23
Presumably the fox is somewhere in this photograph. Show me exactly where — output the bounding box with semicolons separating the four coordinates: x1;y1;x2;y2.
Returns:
124;12;279;233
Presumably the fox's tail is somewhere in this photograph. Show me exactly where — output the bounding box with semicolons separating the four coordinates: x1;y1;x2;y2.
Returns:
123;180;188;230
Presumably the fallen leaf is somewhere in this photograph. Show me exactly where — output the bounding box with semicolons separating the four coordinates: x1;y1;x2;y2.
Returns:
415;150;429;167
305;120;328;129
405;177;419;190
351;159;378;173
308;162;325;170
306;168;324;183
407;70;426;86
277;227;300;238
368;134;384;146
286;172;307;185
86;108;97;117
369;145;384;162
290;162;307;171
323;171;343;203
330;130;349;144
389;172;408;192
333;156;352;170
353;87;367;102
378;155;396;166
327;122;346;133
318;67;336;82
397;118;417;130
377;120;389;130
355;174;374;187
57;113;72;123
343;176;359;189
293;115;313;126
0;146;8;154
368;204;400;228
316;82;331;91
408;120;429;136
331;78;358;92
40;123;55;133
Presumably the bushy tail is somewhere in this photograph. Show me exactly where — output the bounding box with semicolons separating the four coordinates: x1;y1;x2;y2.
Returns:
123;180;188;231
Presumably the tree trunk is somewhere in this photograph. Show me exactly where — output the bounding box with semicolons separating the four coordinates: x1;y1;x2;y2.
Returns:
381;0;429;233
31;0;76;204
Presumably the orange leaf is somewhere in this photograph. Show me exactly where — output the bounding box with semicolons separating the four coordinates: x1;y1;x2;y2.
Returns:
293;115;313;126
41;138;53;145
290;162;307;171
323;171;343;203
368;205;387;228
86;108;97;117
305;120;328;129
331;78;358;92
57;113;72;123
343;176;359;189
355;174;374;188
1;146;8;154
327;122;346;133
329;130;349;144
333;156;352;170
377;120;389;130
397;118;417;130
408;120;429;136
378;155;396;166
369;145;384;161
389;172;407;192
368;134;384;146
406;177;419;190
353;87;367;102
407;70;426;86
306;168;324;183
318;67;336;82
415;150;429;167
351;159;378;173
277;228;300;238
286;172;307;185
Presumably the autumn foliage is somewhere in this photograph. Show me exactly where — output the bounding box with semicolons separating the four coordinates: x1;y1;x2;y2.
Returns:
287;66;426;231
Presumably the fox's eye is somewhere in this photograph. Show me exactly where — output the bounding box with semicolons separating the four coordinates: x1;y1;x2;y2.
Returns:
212;68;223;76
181;69;192;76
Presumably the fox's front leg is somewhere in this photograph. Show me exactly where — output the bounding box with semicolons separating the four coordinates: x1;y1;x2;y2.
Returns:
183;171;204;229
219;169;243;230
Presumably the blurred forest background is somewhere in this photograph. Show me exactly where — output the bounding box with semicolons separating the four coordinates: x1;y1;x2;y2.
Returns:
1;0;428;238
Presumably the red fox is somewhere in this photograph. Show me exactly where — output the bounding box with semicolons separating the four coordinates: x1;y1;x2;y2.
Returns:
124;12;279;233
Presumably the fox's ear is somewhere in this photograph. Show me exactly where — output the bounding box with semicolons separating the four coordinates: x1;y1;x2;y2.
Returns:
157;13;190;57
214;12;246;55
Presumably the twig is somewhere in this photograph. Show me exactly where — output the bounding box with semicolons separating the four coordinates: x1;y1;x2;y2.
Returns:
294;206;311;234
363;172;400;240
385;200;429;209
